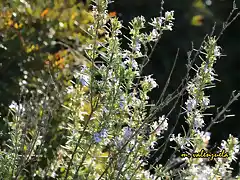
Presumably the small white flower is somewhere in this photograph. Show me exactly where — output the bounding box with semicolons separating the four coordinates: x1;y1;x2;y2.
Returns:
165;23;173;31
151;17;163;29
156;115;168;134
196;131;211;147
187;164;214;180
59;22;64;28
66;86;74;94
202;96;210;107
9;101;25;112
139;16;146;26
170;133;189;149
124;58;139;70
143;75;158;90
9;101;18;110
165;11;175;21
186;82;196;95
214;46;221;57
151;29;159;39
208;69;215;81
130;95;141;107
204;132;211;142
150;141;157;149
152;121;158;130
50;172;56;178
22;80;27;85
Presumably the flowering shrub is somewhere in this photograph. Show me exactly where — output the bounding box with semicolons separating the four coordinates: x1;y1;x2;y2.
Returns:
1;0;240;179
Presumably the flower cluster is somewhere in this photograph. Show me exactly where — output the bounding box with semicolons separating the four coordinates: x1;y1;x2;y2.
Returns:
9;101;25;113
93;129;108;143
183;37;220;131
151;115;169;136
169;36;240;179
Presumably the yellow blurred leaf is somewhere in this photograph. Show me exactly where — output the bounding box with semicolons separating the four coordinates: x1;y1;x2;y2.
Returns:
7;19;13;26
193;0;205;9
26;7;33;15
23;145;27;151
83;101;92;115
95;163;105;174
98;151;109;158
60;167;65;173
71;12;78;20
191;15;204;26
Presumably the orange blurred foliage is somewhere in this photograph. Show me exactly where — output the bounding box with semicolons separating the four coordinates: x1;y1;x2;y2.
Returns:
109;11;117;17
41;8;49;18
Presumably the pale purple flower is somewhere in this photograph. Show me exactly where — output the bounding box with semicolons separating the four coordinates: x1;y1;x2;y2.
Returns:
158;115;168;130
139;16;146;25
93;133;101;143
209;70;215;81
123;127;132;139
103;107;109;114
80;65;88;73
79;74;90;86
185;98;197;112
133;40;141;52
100;128;108;138
119;95;126;109
94;129;108;143
131;59;138;69
107;70;113;77
194;130;211;148
122;51;129;59
193;111;204;129
124;58;138;70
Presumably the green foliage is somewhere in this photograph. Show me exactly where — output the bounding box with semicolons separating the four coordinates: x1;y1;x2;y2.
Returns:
0;0;94;109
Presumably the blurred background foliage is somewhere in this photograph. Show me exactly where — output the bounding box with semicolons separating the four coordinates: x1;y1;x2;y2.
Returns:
0;0;94;114
0;0;96;177
1;0;240;177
